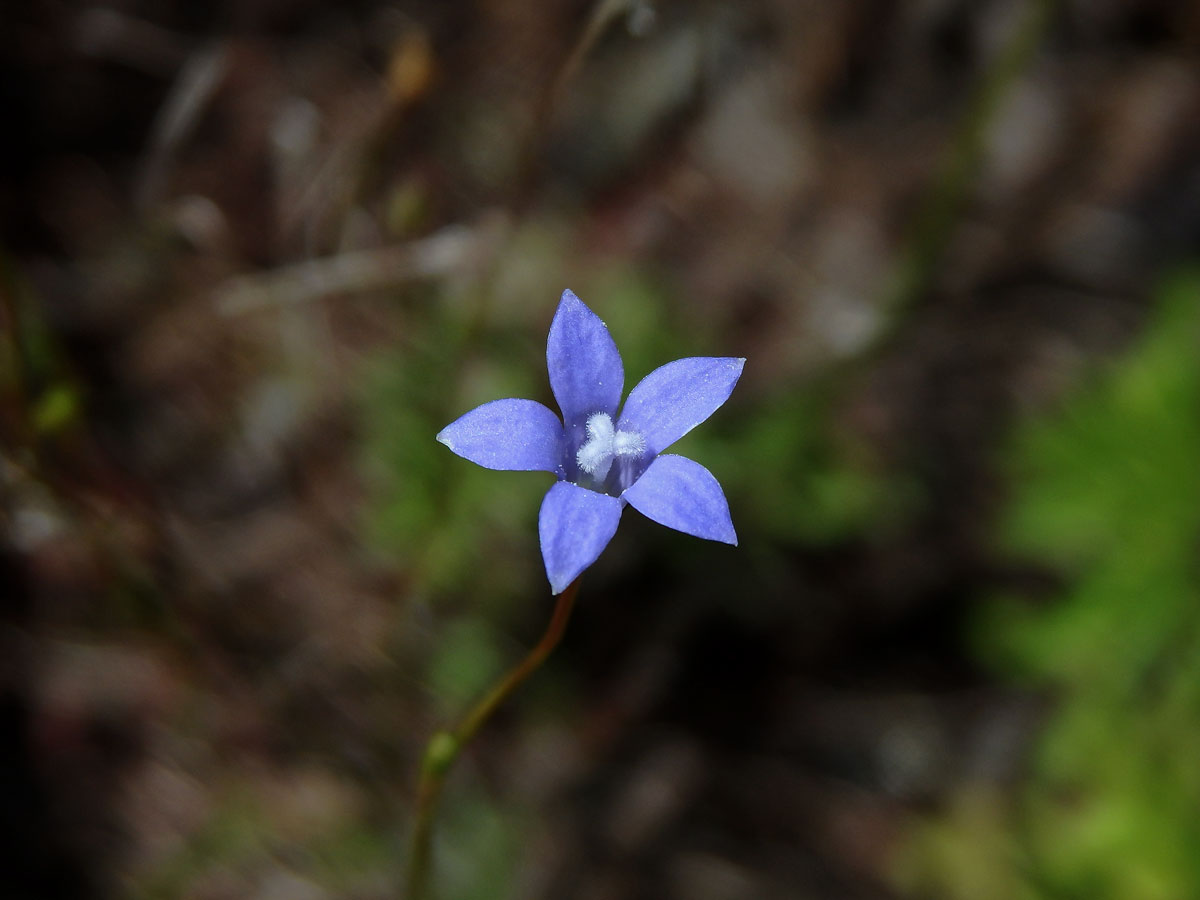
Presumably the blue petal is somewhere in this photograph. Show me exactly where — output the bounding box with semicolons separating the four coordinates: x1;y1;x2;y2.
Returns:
622;454;737;545
547;290;624;427
618;357;745;454
437;399;563;472
538;481;624;593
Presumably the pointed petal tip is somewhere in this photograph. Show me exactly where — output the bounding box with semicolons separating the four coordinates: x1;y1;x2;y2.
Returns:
557;289;589;318
622;454;737;545
705;521;738;546
547;289;624;424
436;399;564;471
618;357;745;454
716;524;739;547
539;481;623;597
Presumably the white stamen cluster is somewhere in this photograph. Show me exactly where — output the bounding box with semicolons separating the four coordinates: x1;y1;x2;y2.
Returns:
575;412;645;481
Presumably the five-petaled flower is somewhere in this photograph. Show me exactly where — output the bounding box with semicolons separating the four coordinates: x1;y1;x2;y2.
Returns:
437;290;744;593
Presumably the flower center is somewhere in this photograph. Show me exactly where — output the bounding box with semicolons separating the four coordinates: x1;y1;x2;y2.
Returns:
575;412;645;482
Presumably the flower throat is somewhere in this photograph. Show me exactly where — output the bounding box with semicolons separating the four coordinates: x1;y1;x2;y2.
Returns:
575;412;645;486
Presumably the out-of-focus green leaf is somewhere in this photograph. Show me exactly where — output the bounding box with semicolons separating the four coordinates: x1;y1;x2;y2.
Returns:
32;383;81;434
427;617;505;715
902;268;1200;899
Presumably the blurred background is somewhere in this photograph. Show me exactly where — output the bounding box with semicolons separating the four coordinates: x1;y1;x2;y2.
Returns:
3;1;1200;898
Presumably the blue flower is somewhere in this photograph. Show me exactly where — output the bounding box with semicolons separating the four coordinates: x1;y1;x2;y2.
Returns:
437;289;744;593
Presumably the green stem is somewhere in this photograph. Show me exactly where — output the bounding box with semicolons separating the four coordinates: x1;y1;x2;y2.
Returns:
404;578;581;900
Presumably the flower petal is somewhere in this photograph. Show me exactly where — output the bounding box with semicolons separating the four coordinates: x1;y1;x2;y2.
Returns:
547;290;624;427
618;357;745;454
538;481;624;593
622;454;737;545
437;399;563;472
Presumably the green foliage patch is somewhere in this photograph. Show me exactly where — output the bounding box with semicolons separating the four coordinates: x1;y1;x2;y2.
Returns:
900;270;1200;899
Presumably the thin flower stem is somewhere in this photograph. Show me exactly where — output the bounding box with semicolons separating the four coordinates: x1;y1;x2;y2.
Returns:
404;577;581;900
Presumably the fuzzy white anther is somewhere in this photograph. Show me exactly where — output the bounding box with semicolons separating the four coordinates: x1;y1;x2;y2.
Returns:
576;412;645;481
613;430;645;456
